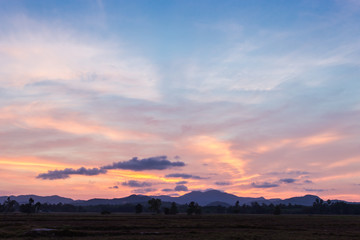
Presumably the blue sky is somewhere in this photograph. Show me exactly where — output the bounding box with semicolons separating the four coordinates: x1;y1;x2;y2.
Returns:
0;0;360;200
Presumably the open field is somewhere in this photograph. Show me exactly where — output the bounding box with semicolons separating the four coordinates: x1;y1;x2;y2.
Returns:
1;213;360;239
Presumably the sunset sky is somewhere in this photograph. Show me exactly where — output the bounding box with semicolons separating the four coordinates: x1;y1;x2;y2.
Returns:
1;0;360;201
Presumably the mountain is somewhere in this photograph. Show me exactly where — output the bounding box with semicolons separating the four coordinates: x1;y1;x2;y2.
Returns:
73;194;151;206
0;190;342;207
272;195;319;206
155;190;268;206
0;195;73;205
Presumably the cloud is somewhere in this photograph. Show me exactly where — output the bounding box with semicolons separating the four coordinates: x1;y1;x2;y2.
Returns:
0;15;161;101
304;180;313;184
109;185;119;189
103;156;185;171
176;181;188;184
174;185;188;191
304;188;326;192
267;171;309;176
279;178;296;184
37;156;185;180
251;182;279;188
165;173;205;179
131;188;156;194
37;167;107;180
162;188;173;192
121;180;152;188
215;181;231;186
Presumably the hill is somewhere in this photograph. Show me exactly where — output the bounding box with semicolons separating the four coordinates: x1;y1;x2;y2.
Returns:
0;190;346;207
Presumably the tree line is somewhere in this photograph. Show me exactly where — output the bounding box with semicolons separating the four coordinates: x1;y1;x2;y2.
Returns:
1;197;360;215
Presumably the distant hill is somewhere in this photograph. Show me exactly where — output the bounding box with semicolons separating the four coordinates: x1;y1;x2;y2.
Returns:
271;195;319;206
0;195;73;205
0;190;350;207
73;194;152;206
153;190;269;206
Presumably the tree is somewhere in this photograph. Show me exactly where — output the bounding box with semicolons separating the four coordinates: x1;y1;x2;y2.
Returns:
187;201;201;215
20;198;36;214
233;201;240;214
148;198;161;214
169;202;179;215
3;197;18;213
135;203;143;214
163;207;170;215
273;205;281;215
34;202;41;213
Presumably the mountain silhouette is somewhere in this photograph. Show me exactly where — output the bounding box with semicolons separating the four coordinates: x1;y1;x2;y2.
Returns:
0;190;345;206
0;195;73;205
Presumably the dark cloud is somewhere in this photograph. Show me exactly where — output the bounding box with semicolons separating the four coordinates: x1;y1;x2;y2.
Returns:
304;180;313;184
122;180;152;188
109;185;119;189
162;188;173;192
176;181;188;185
103;156;185;171
215;181;231;186
279;178;296;184
37;156;185;180
131;188;156;194
37;167;107;180
251;182;279;188
174;185;188;191
165;173;205;179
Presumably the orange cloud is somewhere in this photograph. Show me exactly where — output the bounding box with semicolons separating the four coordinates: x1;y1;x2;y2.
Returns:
0;156;76;170
188;135;246;175
296;133;342;148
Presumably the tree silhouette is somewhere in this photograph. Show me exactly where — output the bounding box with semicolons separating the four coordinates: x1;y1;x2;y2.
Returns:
187;201;201;215
233;200;240;213
34;202;41;213
148;198;161;214
135;203;143;214
273;205;281;215
169;202;179;215
163;207;170;215
3;197;17;213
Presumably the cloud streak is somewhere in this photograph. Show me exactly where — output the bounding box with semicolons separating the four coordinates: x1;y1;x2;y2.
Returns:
37;156;184;180
103;156;185;171
37;167;107;180
251;182;279;188
121;180;152;188
165;173;205;179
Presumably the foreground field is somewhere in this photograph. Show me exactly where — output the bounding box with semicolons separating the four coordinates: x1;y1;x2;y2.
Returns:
1;213;360;239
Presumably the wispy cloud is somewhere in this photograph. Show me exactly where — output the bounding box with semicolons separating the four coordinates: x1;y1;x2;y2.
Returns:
165;173;205;179
131;188;156;194
122;180;152;188
176;181;188;185
37;167;107;180
304;188;327;192
215;181;232;186
251;182;279;188
103;156;185;171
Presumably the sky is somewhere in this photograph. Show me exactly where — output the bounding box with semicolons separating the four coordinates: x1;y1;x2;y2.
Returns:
0;0;360;201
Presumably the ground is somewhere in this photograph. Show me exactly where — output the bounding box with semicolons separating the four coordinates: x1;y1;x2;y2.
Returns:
1;213;360;239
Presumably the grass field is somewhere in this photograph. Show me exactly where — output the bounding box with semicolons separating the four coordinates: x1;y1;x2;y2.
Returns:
1;213;360;239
